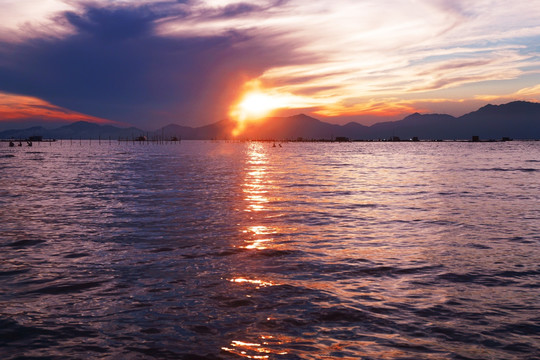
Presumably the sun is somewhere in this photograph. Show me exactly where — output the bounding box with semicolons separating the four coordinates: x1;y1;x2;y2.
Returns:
229;79;312;137
229;80;284;136
233;92;280;122
229;79;284;125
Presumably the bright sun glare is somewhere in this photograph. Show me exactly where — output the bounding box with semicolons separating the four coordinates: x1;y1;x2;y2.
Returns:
229;79;311;137
229;80;284;136
235;92;278;121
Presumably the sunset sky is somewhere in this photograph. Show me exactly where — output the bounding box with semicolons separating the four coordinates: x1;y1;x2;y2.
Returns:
1;0;540;130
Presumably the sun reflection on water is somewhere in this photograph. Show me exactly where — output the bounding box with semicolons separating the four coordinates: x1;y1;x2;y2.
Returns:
229;277;278;288
240;142;281;250
221;142;292;358
243;144;270;214
241;225;278;250
221;336;290;358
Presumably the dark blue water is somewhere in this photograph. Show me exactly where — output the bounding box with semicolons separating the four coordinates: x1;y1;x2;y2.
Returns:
1;140;539;359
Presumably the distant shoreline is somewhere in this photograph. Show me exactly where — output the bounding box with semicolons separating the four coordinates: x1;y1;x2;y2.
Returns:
1;100;539;141
2;138;539;143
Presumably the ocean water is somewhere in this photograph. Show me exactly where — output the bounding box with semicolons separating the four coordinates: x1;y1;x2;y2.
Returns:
0;140;539;360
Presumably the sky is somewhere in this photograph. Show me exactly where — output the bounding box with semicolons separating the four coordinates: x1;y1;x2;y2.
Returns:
1;0;540;130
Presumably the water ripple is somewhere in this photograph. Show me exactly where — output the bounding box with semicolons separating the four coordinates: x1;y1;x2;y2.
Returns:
0;141;539;359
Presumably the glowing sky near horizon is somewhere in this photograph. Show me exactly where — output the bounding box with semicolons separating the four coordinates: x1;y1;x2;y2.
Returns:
0;92;122;126
0;0;539;128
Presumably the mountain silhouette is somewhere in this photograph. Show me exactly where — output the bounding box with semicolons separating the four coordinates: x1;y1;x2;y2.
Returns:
1;101;539;140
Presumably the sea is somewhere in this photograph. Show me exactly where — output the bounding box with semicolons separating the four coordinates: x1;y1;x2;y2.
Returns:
0;140;539;360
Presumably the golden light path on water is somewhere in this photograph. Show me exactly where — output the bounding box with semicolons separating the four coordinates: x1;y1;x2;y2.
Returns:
240;143;277;249
221;142;443;359
222;142;290;359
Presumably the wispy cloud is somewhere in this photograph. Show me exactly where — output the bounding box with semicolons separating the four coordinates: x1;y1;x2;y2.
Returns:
0;92;119;124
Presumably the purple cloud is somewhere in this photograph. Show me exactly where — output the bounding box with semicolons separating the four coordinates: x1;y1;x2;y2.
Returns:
0;2;302;128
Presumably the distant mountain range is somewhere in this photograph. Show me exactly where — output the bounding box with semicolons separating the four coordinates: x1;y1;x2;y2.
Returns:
1;101;539;140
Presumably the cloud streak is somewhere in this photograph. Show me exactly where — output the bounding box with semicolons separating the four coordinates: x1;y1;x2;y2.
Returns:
0;92;119;129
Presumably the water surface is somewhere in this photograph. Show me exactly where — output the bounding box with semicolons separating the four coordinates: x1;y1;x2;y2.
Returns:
1;140;539;359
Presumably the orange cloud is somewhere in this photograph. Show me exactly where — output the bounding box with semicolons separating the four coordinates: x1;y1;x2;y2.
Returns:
470;85;540;105
511;84;540;99
310;98;421;120
0;92;121;125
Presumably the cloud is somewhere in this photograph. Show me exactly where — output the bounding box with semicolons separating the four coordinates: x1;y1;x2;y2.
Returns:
63;5;163;41
0;2;308;128
515;84;540;98
0;0;539;128
0;91;120;130
0;0;75;42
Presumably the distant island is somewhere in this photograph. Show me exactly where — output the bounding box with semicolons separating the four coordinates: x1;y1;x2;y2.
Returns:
1;101;539;141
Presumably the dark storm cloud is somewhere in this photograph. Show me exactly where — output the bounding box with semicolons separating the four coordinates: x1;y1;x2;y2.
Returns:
0;2;297;128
